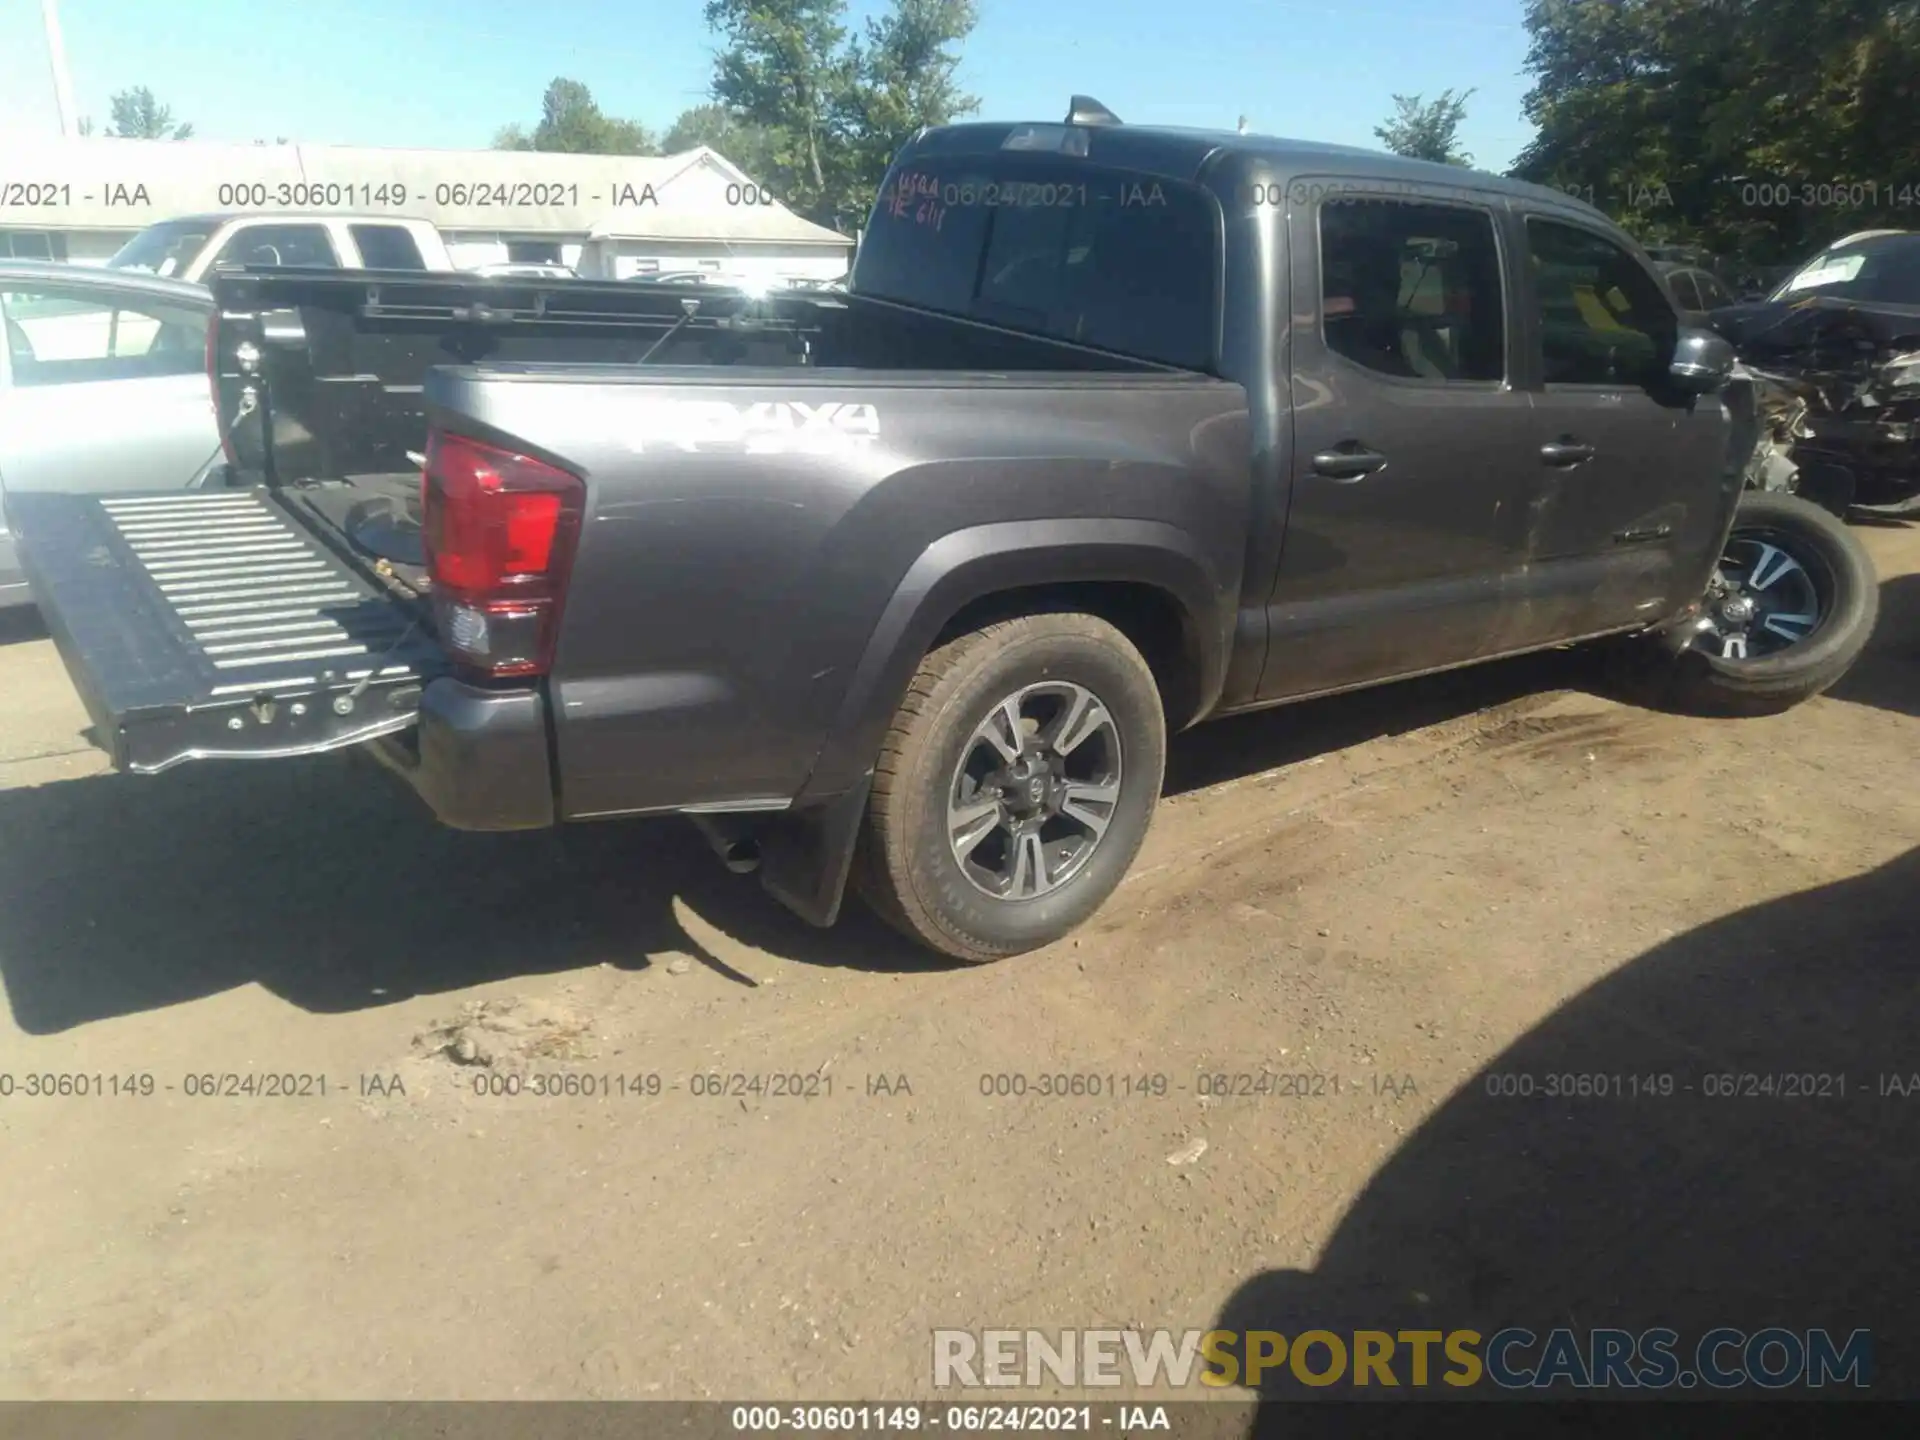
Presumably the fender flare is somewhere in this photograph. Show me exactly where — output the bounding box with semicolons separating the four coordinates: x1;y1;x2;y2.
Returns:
794;516;1231;807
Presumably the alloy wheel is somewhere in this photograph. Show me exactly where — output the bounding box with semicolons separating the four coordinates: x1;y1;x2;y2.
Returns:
1690;527;1832;662
946;681;1124;901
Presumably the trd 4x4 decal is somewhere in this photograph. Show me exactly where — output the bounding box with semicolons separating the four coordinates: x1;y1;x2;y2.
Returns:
619;400;881;454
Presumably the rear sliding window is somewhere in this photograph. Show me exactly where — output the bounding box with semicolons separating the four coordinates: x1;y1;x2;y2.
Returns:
853;157;1220;371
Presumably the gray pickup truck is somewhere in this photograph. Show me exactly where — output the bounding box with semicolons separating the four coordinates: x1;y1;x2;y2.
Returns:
11;100;1879;961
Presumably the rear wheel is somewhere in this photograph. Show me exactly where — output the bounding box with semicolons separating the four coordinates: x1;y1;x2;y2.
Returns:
1620;490;1878;715
855;612;1166;962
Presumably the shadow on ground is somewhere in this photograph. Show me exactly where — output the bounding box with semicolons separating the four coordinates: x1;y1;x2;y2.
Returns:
0;607;48;647
1215;846;1920;1415
1846;508;1920;530
0;749;955;1034
0;644;1606;1033
1164;648;1588;798
1827;573;1920;719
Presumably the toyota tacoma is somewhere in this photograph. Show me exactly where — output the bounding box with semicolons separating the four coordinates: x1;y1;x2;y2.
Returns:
10;99;1879;961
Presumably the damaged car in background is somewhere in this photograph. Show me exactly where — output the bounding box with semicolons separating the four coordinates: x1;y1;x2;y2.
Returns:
1712;230;1920;516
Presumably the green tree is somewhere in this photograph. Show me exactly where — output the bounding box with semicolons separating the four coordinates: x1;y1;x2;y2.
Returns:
662;102;777;178
703;0;856;223
1373;88;1474;165
1511;0;1723;245
702;0;978;229
664;103;738;151
1512;0;1920;264
107;86;193;140
493;79;657;155
841;0;980;195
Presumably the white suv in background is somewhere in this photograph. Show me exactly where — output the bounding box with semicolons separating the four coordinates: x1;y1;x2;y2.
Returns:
105;214;456;282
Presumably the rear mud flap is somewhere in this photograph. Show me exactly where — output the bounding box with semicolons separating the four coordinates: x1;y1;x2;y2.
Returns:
10;488;445;773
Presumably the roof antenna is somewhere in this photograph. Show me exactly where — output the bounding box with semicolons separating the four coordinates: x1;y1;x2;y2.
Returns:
1065;95;1122;126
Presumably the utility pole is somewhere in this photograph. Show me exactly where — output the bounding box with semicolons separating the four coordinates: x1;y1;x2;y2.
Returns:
42;0;80;138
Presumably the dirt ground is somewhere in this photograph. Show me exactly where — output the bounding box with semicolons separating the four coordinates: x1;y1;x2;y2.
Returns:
2;523;1918;1403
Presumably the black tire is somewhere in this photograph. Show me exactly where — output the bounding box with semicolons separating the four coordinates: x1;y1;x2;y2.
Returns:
1620;490;1878;716
854;612;1167;963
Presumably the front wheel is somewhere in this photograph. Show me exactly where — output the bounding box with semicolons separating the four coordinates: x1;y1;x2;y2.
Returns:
854;612;1167;962
1624;490;1879;715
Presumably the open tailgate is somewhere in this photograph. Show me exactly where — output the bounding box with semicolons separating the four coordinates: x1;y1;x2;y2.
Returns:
10;487;446;773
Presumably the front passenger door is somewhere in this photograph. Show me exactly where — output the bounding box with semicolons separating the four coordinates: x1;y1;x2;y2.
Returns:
1517;216;1728;640
1260;187;1539;700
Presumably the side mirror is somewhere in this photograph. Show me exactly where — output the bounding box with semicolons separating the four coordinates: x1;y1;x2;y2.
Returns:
1670;327;1736;394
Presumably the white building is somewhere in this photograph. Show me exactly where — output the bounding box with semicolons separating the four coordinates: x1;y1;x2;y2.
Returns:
0;136;853;282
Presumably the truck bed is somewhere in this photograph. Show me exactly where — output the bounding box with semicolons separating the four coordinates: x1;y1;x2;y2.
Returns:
211;268;1177;487
16;268;1235;785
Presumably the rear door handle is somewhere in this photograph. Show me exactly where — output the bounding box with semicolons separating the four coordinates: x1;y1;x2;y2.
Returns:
1311;446;1388;481
1540;437;1595;466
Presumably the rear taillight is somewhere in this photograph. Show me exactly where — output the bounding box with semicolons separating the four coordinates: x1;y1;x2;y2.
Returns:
420;429;585;679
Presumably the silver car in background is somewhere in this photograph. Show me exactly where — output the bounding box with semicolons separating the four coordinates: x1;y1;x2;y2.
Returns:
0;260;222;610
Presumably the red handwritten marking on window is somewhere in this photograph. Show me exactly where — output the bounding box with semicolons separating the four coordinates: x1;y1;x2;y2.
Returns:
886;170;945;225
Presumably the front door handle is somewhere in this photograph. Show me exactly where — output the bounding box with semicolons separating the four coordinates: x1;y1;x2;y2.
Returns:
1540;437;1595;466
1312;445;1388;481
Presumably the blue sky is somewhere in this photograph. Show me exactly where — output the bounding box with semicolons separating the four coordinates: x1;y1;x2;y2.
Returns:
0;0;1538;172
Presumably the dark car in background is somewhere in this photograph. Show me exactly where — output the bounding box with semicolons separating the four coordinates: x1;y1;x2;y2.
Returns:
1657;261;1740;326
1646;243;1724;272
1708;230;1920;512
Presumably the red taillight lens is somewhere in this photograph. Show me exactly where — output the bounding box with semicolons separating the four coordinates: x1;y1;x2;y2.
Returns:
421;429;585;679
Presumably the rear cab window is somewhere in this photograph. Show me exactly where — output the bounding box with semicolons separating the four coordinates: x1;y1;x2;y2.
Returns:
852;150;1221;371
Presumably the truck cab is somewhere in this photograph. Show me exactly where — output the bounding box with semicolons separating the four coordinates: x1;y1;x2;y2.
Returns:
104;214;455;283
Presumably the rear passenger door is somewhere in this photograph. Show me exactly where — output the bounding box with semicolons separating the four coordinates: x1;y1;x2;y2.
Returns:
1514;214;1728;639
1260;184;1539;700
